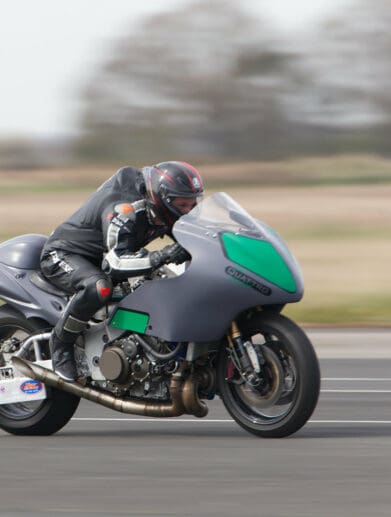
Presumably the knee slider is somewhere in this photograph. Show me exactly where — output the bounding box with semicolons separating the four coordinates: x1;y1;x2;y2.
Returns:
95;277;113;302
77;275;113;312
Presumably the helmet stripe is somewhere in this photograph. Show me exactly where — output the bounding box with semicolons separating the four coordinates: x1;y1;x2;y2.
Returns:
155;166;176;184
182;169;197;192
180;161;203;186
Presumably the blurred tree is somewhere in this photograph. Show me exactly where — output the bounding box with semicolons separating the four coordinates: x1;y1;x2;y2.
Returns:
75;0;391;164
75;0;302;163
284;0;391;154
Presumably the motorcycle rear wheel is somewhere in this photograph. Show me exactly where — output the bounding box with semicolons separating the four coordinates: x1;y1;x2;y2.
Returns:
217;312;320;438
0;305;80;435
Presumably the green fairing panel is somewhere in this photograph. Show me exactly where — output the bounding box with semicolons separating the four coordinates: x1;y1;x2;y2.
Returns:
110;308;150;333
221;232;297;293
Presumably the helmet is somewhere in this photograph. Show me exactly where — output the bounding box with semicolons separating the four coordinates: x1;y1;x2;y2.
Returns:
142;161;204;228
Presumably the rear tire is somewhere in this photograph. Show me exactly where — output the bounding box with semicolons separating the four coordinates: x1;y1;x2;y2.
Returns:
217;312;320;438
0;305;80;435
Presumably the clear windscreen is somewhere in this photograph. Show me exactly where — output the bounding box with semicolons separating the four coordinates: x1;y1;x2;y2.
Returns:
180;192;264;237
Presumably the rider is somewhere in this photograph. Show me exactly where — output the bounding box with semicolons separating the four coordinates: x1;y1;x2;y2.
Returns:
40;161;204;382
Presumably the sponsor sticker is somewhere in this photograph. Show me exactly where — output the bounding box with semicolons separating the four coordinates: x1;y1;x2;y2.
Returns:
225;266;272;295
20;380;43;395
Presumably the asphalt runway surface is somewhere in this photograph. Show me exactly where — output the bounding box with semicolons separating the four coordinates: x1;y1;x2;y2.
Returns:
1;329;391;517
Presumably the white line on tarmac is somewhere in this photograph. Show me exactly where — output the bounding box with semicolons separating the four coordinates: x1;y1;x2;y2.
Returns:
321;389;391;393
322;378;391;381
71;417;391;424
310;420;391;424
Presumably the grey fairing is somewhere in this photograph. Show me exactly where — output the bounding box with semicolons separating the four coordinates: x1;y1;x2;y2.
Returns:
0;235;66;325
114;193;304;342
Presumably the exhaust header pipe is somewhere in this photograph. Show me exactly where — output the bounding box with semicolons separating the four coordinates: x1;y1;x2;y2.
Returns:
12;357;208;418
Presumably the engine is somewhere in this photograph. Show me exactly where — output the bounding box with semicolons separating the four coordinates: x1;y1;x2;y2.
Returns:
98;335;177;401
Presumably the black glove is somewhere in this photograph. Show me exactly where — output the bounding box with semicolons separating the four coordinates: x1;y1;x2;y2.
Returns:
150;243;191;269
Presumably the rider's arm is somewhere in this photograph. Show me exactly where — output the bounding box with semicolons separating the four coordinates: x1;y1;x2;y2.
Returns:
101;202;188;278
101;201;155;277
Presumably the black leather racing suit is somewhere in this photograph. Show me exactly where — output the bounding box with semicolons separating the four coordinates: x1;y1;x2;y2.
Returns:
40;166;167;348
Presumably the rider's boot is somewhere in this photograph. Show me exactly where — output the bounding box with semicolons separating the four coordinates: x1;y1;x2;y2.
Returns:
50;313;88;382
50;332;78;382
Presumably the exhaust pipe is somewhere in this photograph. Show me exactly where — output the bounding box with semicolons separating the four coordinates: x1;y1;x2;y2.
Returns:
182;373;209;418
12;357;208;418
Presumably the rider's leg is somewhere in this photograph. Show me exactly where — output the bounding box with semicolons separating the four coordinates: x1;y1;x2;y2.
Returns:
41;251;112;381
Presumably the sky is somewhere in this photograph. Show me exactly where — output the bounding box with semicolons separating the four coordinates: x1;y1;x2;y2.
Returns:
0;0;350;139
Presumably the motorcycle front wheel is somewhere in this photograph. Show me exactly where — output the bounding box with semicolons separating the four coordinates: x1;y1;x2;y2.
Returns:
217;312;320;438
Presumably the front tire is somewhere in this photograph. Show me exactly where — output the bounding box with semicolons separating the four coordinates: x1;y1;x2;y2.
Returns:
0;305;80;435
217;312;320;438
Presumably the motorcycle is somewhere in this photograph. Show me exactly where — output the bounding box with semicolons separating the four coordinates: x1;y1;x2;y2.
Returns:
0;192;320;438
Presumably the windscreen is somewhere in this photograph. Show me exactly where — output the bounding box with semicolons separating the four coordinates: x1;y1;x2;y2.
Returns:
181;192;264;237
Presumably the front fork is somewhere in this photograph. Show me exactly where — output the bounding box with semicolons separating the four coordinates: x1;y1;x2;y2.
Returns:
227;321;266;386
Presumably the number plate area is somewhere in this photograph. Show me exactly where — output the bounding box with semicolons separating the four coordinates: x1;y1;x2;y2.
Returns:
0;360;51;404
